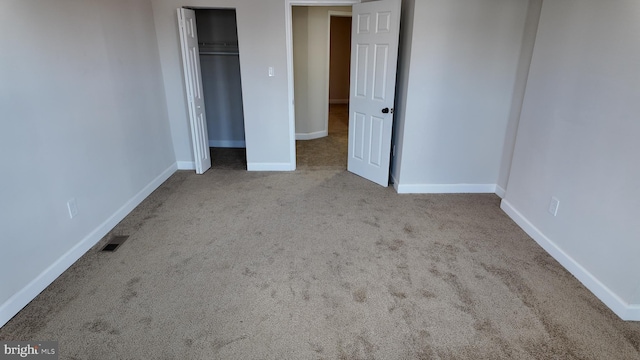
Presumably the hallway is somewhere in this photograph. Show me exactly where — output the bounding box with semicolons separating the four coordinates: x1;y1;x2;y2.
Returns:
296;104;349;169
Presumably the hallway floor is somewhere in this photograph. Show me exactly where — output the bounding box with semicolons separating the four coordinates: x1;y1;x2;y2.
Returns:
296;104;349;170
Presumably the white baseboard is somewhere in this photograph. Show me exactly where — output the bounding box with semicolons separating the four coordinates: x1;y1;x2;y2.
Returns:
176;161;195;170
208;140;246;148
501;199;640;321
329;99;349;105
495;185;506;198
0;163;177;328
296;130;328;140
247;162;295;171
396;183;497;194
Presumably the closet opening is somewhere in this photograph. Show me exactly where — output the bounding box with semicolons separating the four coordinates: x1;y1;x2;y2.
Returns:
195;8;247;170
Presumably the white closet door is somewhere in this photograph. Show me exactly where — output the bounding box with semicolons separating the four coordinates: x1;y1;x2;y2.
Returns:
178;8;211;174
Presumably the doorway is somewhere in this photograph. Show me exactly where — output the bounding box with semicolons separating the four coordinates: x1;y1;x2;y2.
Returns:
291;6;352;169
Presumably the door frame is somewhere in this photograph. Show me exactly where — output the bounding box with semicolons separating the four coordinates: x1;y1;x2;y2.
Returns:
285;0;360;169
178;5;247;172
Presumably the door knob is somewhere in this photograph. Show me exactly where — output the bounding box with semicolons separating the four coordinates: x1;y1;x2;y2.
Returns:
382;107;389;114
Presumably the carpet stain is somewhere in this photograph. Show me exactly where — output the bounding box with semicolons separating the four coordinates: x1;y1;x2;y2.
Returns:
403;223;416;237
394;262;412;284
338;331;377;360
420;289;436;299
212;335;247;353
122;277;141;303
242;267;257;278
376;238;405;252
481;263;580;358
412;330;435;360
389;285;407;299
83;319;111;333
430;242;460;262
309;341;324;353
362;219;380;228
353;288;367;303
442;272;475;315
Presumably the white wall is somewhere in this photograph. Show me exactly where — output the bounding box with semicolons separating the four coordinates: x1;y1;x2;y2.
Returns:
496;0;542;196
293;6;351;140
393;0;529;193
0;0;176;326
152;0;295;171
502;0;640;320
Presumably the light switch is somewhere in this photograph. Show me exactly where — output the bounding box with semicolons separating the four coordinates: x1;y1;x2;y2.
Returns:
268;67;275;77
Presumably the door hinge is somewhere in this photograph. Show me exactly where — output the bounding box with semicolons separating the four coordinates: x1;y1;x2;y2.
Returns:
179;19;185;28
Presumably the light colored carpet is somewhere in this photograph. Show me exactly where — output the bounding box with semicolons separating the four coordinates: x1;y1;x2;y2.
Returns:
1;107;639;359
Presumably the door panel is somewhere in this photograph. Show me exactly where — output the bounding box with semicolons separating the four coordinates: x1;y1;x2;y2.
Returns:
178;8;211;174
347;0;401;186
372;44;389;101
370;116;384;167
354;45;369;98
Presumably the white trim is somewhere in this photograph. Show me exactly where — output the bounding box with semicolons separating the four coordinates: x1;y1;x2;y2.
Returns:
247;162;295;171
177;161;196;170
501;200;640;321
296;130;328;140
495;185;506;199
329;99;349;104
286;0;359;172
0;163;177;328
285;2;298;175
396;183;497;194
208;140;246;148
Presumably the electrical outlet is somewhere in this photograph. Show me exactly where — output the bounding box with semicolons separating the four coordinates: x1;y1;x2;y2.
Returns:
67;198;78;219
548;197;559;217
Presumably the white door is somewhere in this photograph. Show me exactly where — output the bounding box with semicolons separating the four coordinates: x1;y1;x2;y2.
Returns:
178;8;211;174
347;0;401;187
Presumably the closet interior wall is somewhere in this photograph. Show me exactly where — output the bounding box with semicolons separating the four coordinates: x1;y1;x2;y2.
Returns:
195;9;246;148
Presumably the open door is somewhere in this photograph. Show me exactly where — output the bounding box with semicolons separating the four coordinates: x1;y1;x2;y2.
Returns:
347;0;401;186
178;8;211;174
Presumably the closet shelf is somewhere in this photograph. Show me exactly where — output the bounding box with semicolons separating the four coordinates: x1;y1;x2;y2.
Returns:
198;41;238;55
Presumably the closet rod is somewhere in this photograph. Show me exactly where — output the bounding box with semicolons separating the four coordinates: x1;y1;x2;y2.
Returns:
198;41;237;47
200;51;239;56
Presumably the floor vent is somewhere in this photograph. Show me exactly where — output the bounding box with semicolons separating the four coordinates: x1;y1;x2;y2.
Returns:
101;235;129;252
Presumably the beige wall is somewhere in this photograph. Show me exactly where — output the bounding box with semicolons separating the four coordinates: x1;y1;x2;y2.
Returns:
329;16;351;102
